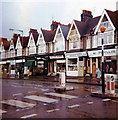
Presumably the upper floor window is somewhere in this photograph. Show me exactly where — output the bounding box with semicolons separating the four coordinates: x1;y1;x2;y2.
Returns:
69;38;80;49
86;37;91;49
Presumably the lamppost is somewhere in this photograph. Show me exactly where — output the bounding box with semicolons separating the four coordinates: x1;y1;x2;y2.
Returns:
9;28;24;78
100;26;106;93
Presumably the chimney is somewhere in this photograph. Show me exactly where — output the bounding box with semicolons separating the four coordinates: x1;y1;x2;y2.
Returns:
50;21;61;31
81;10;93;22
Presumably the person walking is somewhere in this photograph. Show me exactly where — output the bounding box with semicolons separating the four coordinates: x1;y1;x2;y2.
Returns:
96;68;101;83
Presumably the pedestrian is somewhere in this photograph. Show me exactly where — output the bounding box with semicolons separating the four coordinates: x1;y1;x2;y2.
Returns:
96;68;101;83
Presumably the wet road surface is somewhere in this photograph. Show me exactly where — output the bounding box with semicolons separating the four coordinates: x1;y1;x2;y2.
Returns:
1;79;118;119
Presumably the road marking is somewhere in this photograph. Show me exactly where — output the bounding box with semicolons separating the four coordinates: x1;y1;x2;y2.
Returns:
1;100;36;108
24;95;58;103
68;104;80;108
87;102;94;105
11;85;23;88
0;109;7;114
41;89;49;92
21;114;37;119
102;99;111;102
44;92;78;99
112;100;118;102
13;93;23;96
47;109;60;113
28;91;37;94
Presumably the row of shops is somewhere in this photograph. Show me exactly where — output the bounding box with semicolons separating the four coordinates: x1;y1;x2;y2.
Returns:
1;48;117;81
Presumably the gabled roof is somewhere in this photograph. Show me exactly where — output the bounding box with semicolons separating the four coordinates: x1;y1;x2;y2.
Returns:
60;25;70;38
74;20;86;35
12;34;20;48
0;38;10;50
106;9;118;30
41;29;56;42
74;16;100;35
20;36;29;48
29;28;39;44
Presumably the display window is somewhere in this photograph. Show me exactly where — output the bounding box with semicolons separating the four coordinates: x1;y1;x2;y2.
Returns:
105;60;117;74
68;58;77;71
57;63;65;72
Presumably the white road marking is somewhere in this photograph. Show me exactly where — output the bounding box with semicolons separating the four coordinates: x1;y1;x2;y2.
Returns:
28;91;37;94
41;89;49;92
112;100;118;102
1;100;36;108
102;99;111;102
11;85;23;88
0;109;7;114
47;109;60;113
24;95;58;103
87;102;94;105
68;104;80;108
13;93;23;96
21;114;37;119
44;92;78;99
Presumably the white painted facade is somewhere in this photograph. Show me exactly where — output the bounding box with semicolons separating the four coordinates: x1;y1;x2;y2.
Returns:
16;36;22;56
67;21;81;50
27;33;36;55
37;33;46;54
53;26;65;52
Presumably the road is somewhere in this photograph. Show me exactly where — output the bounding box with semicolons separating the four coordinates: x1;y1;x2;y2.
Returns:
1;78;118;119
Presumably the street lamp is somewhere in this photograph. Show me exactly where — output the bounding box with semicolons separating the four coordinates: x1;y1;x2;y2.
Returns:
100;26;106;93
9;28;24;78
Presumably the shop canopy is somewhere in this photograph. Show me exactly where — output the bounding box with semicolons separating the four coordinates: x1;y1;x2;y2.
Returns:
24;61;35;67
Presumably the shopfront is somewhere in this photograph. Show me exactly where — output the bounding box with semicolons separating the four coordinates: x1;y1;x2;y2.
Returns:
88;48;118;80
49;55;65;75
66;52;87;76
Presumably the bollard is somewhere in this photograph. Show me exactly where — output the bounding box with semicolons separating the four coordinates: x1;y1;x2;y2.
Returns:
59;72;65;87
106;75;115;94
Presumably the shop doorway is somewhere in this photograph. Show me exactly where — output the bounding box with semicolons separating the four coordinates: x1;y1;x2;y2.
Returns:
92;62;96;77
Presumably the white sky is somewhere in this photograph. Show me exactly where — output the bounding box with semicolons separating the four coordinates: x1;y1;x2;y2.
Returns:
1;0;118;40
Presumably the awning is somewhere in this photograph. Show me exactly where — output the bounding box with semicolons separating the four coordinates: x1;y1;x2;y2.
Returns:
24;61;35;67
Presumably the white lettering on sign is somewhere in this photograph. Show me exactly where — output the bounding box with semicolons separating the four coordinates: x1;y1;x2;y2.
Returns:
88;49;116;57
104;49;116;56
66;52;87;58
50;55;64;59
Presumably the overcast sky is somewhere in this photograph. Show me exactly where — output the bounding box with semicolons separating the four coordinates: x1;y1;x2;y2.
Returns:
0;0;117;40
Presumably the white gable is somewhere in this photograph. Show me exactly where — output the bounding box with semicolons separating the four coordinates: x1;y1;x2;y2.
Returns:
37;31;46;46
94;9;115;34
67;20;81;40
9;40;14;50
16;36;22;49
27;33;36;47
53;25;65;43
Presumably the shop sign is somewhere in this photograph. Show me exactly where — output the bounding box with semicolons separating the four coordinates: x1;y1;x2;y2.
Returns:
56;60;66;63
66;52;87;58
104;49;116;56
88;49;117;57
0;61;7;65
16;59;25;63
88;50;101;57
50;55;64;59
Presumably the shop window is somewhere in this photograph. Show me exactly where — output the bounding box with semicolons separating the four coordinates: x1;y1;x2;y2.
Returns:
68;58;77;71
105;60;117;74
79;57;83;61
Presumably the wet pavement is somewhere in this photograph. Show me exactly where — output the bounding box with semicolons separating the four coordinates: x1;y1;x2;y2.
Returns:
1;78;118;119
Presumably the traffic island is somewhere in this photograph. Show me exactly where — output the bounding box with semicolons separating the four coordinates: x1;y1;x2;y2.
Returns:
91;91;118;100
54;86;74;93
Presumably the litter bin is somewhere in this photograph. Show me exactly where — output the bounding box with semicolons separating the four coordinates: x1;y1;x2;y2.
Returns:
106;75;115;94
59;72;65;87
